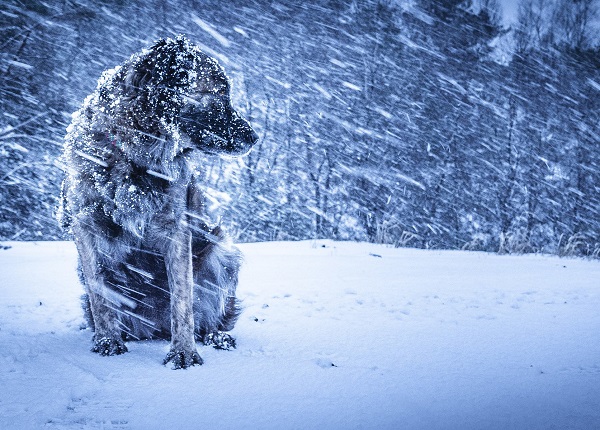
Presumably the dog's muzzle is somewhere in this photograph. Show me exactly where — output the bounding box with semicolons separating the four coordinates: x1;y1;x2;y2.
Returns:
180;107;258;155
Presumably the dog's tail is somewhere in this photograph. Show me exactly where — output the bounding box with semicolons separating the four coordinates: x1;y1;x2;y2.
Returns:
192;226;243;335
218;295;243;332
211;227;243;332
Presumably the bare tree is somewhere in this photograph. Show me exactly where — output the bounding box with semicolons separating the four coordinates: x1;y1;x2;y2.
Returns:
551;0;599;49
514;0;554;51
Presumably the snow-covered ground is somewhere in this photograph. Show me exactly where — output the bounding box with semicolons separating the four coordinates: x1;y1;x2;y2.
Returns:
0;240;599;429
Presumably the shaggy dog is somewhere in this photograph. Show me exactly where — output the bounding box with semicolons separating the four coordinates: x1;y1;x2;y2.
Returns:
58;36;258;369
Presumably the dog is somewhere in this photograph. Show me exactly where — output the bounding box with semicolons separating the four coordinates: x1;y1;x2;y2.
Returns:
57;36;258;369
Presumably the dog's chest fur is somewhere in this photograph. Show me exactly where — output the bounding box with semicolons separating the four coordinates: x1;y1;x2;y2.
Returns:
108;157;191;238
69;129;191;241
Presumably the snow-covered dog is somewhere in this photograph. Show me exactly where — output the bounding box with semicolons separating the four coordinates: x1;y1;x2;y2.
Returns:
58;36;258;368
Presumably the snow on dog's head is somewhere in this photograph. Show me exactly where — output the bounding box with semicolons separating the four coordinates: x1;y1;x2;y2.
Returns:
95;35;258;161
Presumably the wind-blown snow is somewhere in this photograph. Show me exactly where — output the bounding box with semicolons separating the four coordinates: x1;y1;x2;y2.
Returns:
0;241;599;429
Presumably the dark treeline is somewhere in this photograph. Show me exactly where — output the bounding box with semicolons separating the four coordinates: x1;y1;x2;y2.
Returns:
1;0;599;256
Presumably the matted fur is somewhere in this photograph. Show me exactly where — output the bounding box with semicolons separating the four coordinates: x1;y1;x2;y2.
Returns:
58;36;258;368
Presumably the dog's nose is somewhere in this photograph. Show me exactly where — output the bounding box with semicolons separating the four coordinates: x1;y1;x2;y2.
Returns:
249;129;259;145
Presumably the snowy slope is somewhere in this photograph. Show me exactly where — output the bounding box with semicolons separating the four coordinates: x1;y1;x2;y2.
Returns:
0;241;599;430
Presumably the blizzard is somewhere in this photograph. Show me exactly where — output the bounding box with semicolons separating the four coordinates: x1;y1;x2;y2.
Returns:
0;240;599;429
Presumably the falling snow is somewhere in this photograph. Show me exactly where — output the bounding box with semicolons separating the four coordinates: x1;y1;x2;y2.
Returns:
1;0;598;255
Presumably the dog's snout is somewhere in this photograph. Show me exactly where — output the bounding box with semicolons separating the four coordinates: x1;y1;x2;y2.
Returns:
231;115;258;144
180;91;257;155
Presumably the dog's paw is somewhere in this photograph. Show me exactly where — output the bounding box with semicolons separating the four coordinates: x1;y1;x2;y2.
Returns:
163;349;203;369
203;332;236;350
91;337;128;356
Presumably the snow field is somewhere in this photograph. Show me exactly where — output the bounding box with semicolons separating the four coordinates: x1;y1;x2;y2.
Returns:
0;241;599;429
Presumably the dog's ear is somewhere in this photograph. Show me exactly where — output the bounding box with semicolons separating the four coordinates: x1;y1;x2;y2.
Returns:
106;36;205;135
123;40;168;98
118;38;187;131
139;37;196;87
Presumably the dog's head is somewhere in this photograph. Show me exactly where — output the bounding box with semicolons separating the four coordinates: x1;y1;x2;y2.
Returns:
103;36;258;157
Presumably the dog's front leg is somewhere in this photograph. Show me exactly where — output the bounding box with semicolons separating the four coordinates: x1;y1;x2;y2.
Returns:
163;227;203;369
73;229;127;356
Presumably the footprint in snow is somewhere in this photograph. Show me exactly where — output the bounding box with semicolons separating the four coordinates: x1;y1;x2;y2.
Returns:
314;358;338;368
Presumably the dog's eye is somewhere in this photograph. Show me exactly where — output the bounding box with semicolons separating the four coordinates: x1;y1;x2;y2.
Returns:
210;94;229;107
184;94;212;109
